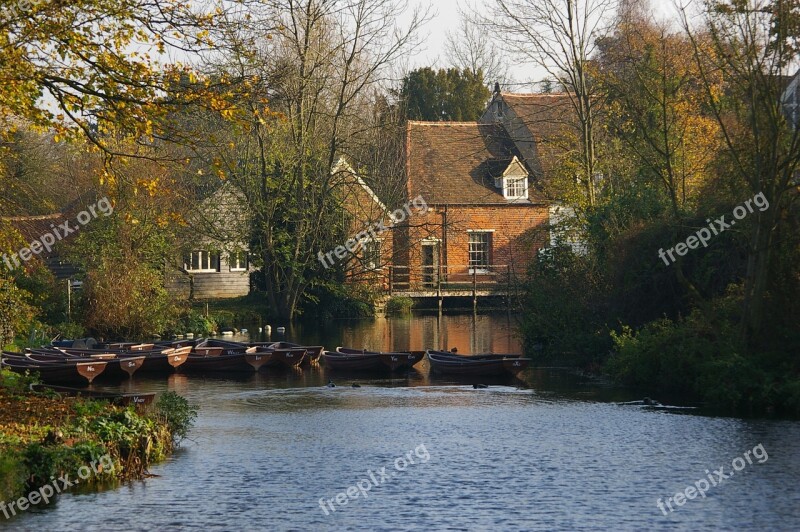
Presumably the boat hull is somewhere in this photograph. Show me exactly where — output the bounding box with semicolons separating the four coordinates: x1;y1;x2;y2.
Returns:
426;351;531;377
2;353;108;385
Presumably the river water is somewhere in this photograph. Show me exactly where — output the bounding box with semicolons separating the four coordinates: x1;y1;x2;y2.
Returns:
4;313;800;531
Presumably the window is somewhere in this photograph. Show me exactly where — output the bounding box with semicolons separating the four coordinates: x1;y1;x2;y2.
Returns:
185;251;220;272
505;177;527;200
468;232;491;274
363;240;382;271
230;251;248;272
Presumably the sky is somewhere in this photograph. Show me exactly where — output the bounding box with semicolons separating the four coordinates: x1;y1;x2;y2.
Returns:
404;0;684;90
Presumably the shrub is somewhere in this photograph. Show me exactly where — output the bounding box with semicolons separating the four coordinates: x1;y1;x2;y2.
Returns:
385;296;413;315
154;392;197;445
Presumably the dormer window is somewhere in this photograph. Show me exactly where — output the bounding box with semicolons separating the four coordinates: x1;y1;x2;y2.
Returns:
493;156;529;201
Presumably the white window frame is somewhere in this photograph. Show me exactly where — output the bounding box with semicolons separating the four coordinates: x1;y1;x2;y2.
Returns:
467;231;492;274
185;250;220;273
229;251;248;272
504;176;528;200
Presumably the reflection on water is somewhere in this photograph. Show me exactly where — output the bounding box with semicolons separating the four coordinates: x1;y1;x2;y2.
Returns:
274;312;523;354
5;313;800;531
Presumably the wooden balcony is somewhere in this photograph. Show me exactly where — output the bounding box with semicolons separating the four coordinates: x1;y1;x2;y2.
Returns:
386;264;519;299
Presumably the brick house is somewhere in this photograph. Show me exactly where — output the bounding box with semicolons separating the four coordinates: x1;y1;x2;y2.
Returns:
389;90;573;294
326;157;396;288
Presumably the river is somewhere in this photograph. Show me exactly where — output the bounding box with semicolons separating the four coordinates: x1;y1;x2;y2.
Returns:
4;313;800;531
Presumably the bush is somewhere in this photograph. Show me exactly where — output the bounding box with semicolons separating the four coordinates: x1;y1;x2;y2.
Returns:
52;321;86;341
604;289;800;414
210;310;236;330
155;392;197;445
385;296;413;315
521;245;611;366
80;259;179;339
0;451;27;501
178;309;216;335
0;274;35;348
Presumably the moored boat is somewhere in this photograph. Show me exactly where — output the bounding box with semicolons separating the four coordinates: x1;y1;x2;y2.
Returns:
322;350;383;371
1;352;108;384
181;350;261;373
29;383;156;407
337;348;425;371
323;348;424;372
258;347;306;369
426;350;531;376
24;351;146;381
267;342;324;365
33;346;191;374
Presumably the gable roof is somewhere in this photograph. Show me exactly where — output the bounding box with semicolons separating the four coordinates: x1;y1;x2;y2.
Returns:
332;157;394;227
492;92;575;179
406;121;546;205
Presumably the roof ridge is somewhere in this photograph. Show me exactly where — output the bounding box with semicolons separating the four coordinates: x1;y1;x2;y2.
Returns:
407;120;487;127
500;92;569;97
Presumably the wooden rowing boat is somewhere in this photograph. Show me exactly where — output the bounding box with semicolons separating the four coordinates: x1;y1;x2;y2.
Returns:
24;351;146;381
33;346;191;374
267;342;324;365
426;350;531;376
336;347;425;371
322;350;383;371
181;351;264;373
257;347;306;369
322;348;424;372
29;383;156;408
1;352;108;384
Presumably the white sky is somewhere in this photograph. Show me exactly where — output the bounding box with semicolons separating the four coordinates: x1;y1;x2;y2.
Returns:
405;0;684;90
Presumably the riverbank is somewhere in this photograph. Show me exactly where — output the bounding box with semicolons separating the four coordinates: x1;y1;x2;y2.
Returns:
0;368;195;514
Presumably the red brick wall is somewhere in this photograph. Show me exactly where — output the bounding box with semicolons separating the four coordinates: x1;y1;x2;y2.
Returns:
392;204;549;288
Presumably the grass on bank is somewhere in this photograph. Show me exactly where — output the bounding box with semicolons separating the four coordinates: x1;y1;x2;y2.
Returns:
0;369;197;504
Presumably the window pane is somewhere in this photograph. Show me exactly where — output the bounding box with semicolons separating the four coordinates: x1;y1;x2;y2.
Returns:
231;252;247;271
365;241;381;269
469;232;490;269
507;177;525;198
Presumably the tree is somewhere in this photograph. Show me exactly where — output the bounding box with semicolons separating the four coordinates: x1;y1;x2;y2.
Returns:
681;0;800;344
598;8;722;216
0;0;223;154
444;14;510;85
198;0;427;320
481;0;620;207
400;67;491;121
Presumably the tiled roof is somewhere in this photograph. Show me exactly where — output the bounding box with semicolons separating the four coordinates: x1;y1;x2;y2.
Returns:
406;121;546;205
498;92;574;179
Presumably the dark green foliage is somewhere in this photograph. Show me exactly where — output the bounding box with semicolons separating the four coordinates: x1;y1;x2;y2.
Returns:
155;391;197;445
306;283;376;320
23;441;110;488
385;296;413;315
400;67;492;121
0;451;27;501
606;288;800;415
520;246;611;365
